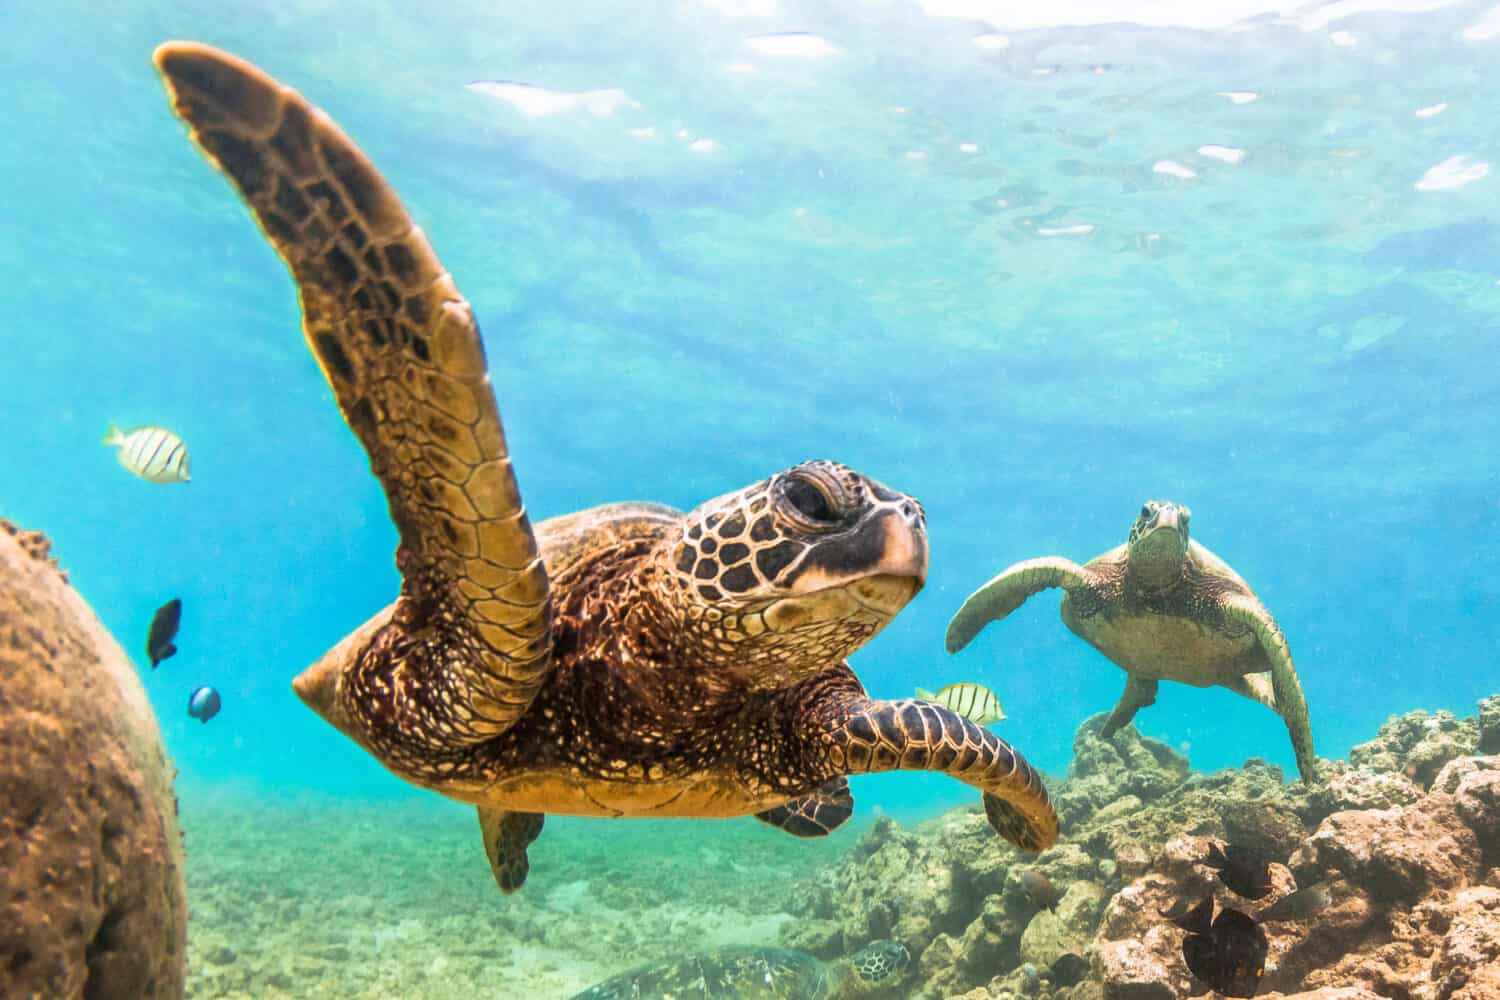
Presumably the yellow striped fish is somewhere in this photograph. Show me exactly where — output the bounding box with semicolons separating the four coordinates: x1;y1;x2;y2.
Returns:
103;423;191;484
915;682;1006;725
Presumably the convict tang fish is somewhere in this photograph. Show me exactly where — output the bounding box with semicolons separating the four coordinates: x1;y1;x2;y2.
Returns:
103;423;191;484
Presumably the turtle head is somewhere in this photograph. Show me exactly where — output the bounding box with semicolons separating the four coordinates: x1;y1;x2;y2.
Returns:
655;460;927;689
849;940;912;984
1126;499;1192;590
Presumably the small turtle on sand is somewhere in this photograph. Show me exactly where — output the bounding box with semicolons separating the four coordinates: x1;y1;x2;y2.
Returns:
946;501;1318;783
152;42;1057;893
571;940;911;999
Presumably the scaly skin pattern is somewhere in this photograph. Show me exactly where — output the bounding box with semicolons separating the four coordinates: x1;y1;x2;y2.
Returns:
152;41;1060;884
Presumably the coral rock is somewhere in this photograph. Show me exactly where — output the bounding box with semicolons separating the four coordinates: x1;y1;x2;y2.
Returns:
1434;887;1500;998
1292;795;1482;902
0;522;186;998
1479;696;1500;756
1350;708;1480;788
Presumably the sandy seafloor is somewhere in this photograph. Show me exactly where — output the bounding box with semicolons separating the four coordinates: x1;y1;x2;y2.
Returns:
180;792;853;998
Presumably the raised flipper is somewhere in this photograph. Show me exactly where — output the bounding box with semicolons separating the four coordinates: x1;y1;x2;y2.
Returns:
946;557;1095;654
1099;675;1159;738
1221;598;1319;784
155;43;552;745
479;808;545;894
755;777;853;837
828;698;1058;852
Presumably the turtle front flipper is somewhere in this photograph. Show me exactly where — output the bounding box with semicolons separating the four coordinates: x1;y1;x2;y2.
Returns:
479;808;545;894
1099;675;1159;738
828;698;1058;851
1221;598;1319;784
755;777;853;837
155;43;553;745
946;557;1094;653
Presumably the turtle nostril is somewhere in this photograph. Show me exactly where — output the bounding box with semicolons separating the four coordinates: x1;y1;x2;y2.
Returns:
900;501;918;521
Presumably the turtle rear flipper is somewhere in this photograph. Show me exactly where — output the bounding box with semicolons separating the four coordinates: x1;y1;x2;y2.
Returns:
755;777;853;837
1099;675;1158;738
479;808;545;894
155;43;553;745
946;557;1094;653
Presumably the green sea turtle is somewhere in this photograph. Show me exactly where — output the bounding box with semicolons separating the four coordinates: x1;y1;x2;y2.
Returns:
946;500;1318;783
151;42;1058;893
570;939;911;999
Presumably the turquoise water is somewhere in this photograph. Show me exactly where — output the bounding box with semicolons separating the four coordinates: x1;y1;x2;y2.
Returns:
5;0;1498;831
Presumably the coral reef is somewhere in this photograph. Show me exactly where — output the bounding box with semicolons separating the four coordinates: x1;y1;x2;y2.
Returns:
784;700;1500;999
0;521;186;998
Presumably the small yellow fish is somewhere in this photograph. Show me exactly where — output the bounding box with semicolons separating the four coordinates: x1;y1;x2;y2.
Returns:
103;423;191;484
915;681;1006;725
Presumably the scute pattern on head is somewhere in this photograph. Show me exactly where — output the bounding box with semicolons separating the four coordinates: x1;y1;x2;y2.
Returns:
652;460;927;689
849;940;911;983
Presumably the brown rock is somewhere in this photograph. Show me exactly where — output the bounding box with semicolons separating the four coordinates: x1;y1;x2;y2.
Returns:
1480;696;1500;756
1438;758;1500;862
1293;796;1482;902
1350;708;1480;789
1260;990;1386;1000
1435;887;1500;998
1450;961;1500;1000
0;525;186;998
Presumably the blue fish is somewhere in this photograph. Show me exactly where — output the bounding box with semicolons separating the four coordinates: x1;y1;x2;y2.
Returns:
187;685;221;723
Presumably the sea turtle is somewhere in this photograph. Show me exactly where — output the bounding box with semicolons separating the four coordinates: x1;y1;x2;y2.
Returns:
151;42;1058;893
946;500;1318;783
570;939;911;999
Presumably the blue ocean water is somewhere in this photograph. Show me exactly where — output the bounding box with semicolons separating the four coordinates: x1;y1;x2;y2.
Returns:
3;0;1497;831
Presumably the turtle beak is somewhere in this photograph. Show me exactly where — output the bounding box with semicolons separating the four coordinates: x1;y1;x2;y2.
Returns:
876;501;928;587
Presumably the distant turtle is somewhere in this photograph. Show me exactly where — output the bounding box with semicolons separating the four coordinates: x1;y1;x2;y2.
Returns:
570;939;911;999
152;42;1058;894
946;501;1318;783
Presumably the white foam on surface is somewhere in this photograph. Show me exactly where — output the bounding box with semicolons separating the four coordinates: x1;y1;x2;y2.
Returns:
1295;0;1460;30
1217;91;1259;104
1038;223;1095;236
919;0;1464;31
1414;102;1448;118
698;0;777;14
1414;155;1491;191
466;81;638;118
1463;3;1500;38
744;32;839;57
1198;144;1247;164
1153;160;1197;179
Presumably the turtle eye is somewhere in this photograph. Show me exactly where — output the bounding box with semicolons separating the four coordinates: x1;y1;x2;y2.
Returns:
1140;504;1153;519
783;475;837;524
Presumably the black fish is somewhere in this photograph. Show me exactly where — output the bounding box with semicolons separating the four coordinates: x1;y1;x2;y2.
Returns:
1021;870;1061;911
146;598;182;668
1163;895;1214;934
1049;952;1090;987
1202;841;1273;900
1172;895;1268;998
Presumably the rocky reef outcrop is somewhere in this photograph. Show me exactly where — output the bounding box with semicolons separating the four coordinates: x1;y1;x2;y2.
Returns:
0;519;188;998
783;698;1500;1000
